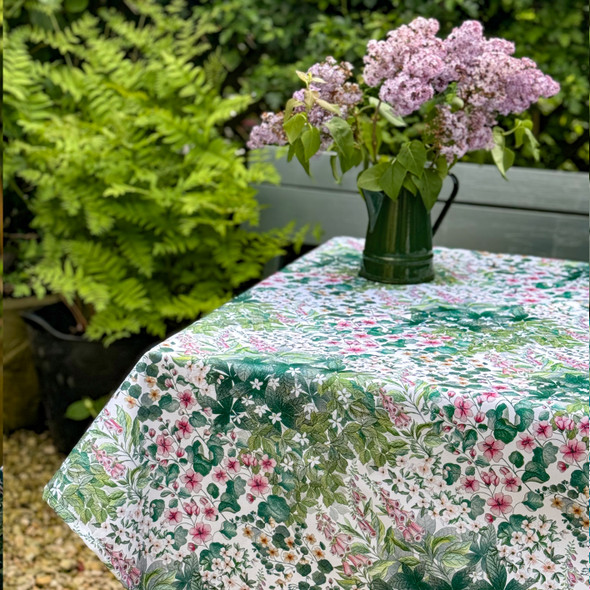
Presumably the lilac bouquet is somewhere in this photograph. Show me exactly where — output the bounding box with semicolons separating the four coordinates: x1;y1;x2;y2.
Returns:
248;18;560;210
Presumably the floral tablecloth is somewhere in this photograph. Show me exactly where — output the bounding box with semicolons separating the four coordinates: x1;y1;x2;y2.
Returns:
44;237;589;590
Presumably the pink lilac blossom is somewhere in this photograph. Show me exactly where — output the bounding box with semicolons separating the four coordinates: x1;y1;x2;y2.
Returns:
363;17;446;116
248;57;362;150
246;112;288;149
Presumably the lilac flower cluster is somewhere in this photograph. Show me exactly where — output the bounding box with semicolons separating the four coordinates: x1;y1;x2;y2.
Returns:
363;18;560;162
247;57;362;150
246;111;288;150
364;17;447;116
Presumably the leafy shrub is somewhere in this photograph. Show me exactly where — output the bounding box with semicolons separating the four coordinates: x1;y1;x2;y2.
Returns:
4;1;293;343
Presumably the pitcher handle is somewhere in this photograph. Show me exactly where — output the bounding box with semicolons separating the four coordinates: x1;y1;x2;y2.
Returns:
432;173;459;236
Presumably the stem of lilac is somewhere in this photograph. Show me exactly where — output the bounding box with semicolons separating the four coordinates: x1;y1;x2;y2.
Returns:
371;100;381;164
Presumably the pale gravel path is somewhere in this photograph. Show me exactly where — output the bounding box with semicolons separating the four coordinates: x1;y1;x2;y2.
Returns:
4;430;122;590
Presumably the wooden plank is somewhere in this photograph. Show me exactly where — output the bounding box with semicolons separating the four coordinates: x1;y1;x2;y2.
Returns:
254;185;589;261
253;148;588;214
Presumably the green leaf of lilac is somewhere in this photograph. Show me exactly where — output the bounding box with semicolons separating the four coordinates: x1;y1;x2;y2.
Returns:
397;141;427;177
357;162;390;191
301;127;321;160
523;128;540;161
491;129;515;178
325;116;360;173
414;168;443;211
403;174;418;195
381;160;407;201
283;113;306;143
292;137;310;175
368;96;406;127
316;98;340;115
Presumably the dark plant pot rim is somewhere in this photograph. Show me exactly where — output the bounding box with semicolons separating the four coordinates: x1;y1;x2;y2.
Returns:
21;309;86;342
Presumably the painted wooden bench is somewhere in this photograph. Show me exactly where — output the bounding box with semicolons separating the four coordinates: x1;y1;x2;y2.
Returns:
252;150;589;266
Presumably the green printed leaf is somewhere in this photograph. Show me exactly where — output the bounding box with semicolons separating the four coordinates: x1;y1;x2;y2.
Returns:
522;461;550;483
150;499;165;522
522;491;544;511
508;451;524;468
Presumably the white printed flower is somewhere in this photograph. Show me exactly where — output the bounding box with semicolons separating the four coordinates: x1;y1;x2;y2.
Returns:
328;410;342;433
293;432;309;446
253;404;270;417
250;378;263;390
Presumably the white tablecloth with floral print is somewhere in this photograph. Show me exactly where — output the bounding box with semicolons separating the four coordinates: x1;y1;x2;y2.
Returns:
44;237;589;590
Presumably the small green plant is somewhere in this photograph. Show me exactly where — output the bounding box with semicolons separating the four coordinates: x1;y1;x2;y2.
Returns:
65;394;111;421
4;0;295;344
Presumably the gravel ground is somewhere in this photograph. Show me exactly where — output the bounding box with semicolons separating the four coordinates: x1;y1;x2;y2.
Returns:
4;430;122;590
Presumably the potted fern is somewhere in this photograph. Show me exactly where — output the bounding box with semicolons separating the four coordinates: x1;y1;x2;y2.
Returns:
4;2;293;451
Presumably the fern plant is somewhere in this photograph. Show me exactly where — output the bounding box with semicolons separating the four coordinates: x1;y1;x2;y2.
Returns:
4;0;294;344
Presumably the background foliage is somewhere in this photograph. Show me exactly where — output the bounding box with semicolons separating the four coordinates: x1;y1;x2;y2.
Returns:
5;0;587;171
4;1;292;343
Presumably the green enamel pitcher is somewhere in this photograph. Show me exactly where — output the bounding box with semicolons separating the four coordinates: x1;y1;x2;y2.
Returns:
360;174;459;284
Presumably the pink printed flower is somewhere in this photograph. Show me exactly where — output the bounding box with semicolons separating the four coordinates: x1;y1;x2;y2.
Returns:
241;453;258;467
487;493;513;515
454;396;473;421
175;418;193;439
555;416;575;431
202;503;218;520
330;533;352;556
481;469;500;487
478;436;505;461
248;474;270;496
104;418;124;435
225;457;241;474
189;522;212;545
516;433;537;453
474;411;486;423
165;509;182;524
181;469;203;492
212;467;229;484
535;421;553;439
178;390;196;409
502;473;521;492
156;435;174;457
560;439;586;464
183;500;200;516
260;454;277;473
579;416;589;437
480;391;499;402
461;475;480;492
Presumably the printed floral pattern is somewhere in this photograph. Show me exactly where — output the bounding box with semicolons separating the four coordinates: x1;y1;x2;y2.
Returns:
44;237;589;590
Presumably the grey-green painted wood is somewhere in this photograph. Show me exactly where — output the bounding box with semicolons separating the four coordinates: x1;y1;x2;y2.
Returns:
252;150;589;261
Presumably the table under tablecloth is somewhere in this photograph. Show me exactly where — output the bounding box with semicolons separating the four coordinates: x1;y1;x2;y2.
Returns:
45;237;589;590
